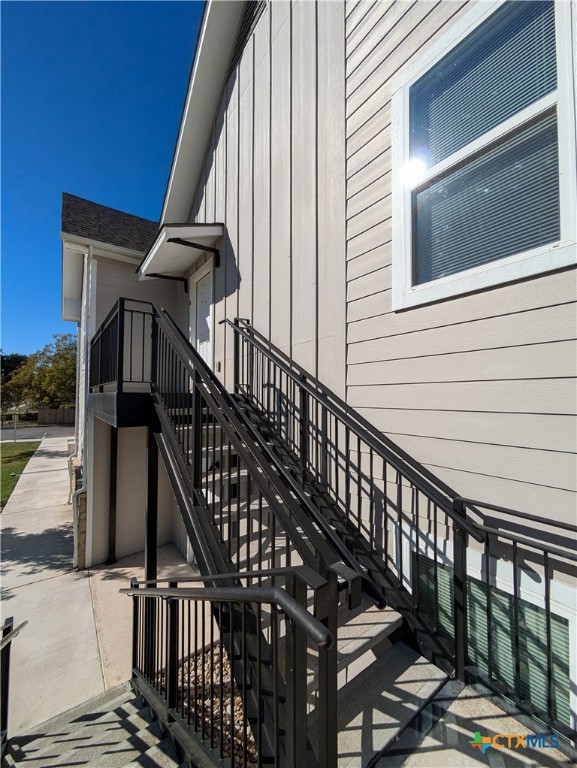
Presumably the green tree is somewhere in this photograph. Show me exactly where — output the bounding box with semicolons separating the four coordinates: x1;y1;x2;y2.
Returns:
4;334;77;409
1;352;28;382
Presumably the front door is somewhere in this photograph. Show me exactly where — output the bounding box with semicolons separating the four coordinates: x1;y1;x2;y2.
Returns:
189;264;213;368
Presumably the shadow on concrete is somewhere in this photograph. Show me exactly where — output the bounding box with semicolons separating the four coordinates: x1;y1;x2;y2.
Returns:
26;448;71;460
1;524;74;598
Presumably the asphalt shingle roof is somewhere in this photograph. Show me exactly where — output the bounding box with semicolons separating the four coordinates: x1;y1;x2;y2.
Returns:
61;192;159;254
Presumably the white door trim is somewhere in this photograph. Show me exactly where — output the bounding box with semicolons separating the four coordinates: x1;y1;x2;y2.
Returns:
189;258;214;368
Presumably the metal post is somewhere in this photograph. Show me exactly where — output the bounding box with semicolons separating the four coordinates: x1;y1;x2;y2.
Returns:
233;318;240;395
1;617;14;755
150;314;158;390
453;498;468;682
106;426;118;564
285;576;307;768
247;334;254;401
299;375;309;476
166;582;179;714
145;428;158;583
144;428;158;681
117;298;125;394
130;579;139;673
191;372;203;489
316;571;338;768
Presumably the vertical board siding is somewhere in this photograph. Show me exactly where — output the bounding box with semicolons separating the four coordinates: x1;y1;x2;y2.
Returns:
291;0;317;374
252;15;271;338
344;0;577;519
270;2;292;356
238;37;254;324
190;0;347;396
317;0;347;397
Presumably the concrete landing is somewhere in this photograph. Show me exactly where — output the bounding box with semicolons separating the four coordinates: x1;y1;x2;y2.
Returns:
336;641;446;767
395;685;575;768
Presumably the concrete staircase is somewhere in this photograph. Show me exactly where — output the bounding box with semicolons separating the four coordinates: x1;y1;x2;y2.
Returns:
4;683;184;768
304;595;448;767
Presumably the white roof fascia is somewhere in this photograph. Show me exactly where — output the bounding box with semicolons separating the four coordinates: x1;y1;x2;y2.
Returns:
60;232;147;261
160;0;246;225
62;245;85;322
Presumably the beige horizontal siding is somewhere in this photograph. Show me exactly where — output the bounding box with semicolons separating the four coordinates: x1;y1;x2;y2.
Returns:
347;380;577;416
354;408;576;455
347;304;577;363
347;342;576;385
95;258;180;329
423;467;577;526
345;0;577;520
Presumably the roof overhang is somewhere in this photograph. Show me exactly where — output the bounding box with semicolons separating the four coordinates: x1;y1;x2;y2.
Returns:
138;223;224;279
160;0;246;224
62;244;86;322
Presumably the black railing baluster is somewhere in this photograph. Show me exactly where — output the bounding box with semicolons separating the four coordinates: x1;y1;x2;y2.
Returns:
485;533;493;680
229;603;235;761
166;585;178;712
193;601;198;728
187;601;191;725
397;472;403;586
201;600;206;740
544;551;554;722
233;318;240;394
1;616;14;756
513;541;521;700
131;578;139;672
218;603;224;758
453;498;468;682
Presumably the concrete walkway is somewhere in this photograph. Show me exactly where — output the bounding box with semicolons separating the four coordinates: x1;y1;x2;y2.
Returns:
0;432;192;736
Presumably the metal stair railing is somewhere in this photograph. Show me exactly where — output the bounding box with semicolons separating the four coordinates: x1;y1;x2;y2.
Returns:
226;318;577;744
122;569;337;768
153;305;364;586
151;307;346;764
1;618;28;760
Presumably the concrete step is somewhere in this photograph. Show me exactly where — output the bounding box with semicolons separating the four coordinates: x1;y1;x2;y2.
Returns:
175;422;227;448
4;683;181;768
306;596;403;702
334;642;447;767
124;737;182;767
82;720;167;767
335;596;403;687
11;705;155;767
4;683;138;764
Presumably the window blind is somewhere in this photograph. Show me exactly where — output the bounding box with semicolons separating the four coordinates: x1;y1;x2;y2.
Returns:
413;111;560;285
409;1;557;168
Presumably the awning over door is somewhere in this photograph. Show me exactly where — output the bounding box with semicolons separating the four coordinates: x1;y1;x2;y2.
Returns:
137;223;223;279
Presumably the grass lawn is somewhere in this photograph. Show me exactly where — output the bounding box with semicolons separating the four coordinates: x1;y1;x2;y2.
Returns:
1;441;41;509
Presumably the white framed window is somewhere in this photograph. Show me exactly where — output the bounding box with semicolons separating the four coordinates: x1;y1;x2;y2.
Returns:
391;0;576;311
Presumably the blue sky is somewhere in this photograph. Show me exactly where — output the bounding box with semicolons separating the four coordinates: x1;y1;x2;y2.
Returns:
1;1;203;354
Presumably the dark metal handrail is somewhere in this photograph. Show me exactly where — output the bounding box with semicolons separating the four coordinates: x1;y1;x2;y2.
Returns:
125;571;338;767
227;317;577;744
153;306;356;576
0;621;27;652
132;565;329;592
458;496;577;533
225;319;484;543
90;298;155;392
121;585;333;649
1;617;27;759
